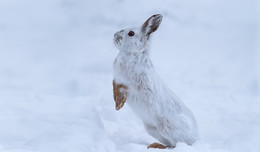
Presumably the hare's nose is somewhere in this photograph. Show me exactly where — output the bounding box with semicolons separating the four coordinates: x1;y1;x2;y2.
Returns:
114;33;122;41
117;35;122;40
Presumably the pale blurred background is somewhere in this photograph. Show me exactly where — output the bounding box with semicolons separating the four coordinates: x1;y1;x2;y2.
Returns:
0;0;259;152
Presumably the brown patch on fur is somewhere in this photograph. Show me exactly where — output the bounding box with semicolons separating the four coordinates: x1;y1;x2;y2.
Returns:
147;142;167;149
113;80;128;110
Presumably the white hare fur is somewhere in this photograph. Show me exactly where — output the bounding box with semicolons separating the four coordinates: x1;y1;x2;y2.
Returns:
113;14;198;148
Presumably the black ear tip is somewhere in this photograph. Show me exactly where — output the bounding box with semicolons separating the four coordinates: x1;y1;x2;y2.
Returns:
153;14;163;19
153;14;163;24
152;14;163;24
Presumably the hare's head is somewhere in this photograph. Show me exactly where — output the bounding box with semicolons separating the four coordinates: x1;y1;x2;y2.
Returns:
114;14;163;53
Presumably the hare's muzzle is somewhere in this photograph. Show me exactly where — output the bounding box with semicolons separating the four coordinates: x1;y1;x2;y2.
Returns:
114;32;122;44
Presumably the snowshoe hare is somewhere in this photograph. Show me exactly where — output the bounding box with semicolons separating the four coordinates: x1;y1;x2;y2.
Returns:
113;14;198;149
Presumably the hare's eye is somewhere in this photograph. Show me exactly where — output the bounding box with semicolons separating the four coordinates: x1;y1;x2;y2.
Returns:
128;31;135;37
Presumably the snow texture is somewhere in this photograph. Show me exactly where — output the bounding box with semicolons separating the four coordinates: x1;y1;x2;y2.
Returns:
0;0;259;152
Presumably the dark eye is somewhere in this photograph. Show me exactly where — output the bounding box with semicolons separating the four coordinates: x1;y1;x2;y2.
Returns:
128;31;135;37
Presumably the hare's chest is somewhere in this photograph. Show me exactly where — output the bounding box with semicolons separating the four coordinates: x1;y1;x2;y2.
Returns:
113;56;138;84
113;58;128;84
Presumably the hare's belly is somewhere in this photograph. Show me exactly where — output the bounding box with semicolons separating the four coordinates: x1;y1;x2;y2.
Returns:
127;93;154;124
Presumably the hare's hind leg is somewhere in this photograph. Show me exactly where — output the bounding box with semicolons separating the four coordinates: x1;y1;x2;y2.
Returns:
144;123;174;149
147;142;167;149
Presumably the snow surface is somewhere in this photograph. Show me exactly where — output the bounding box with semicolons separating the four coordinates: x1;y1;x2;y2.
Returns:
0;0;259;152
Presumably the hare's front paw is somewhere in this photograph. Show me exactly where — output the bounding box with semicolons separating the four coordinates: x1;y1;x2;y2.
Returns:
113;80;128;110
115;90;127;110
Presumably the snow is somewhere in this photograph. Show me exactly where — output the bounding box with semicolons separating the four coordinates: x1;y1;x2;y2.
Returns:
0;0;259;152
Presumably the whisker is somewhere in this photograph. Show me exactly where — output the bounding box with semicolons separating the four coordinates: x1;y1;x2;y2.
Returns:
102;41;118;57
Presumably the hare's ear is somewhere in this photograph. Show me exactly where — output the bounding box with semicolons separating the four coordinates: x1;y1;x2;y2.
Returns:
141;14;163;37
